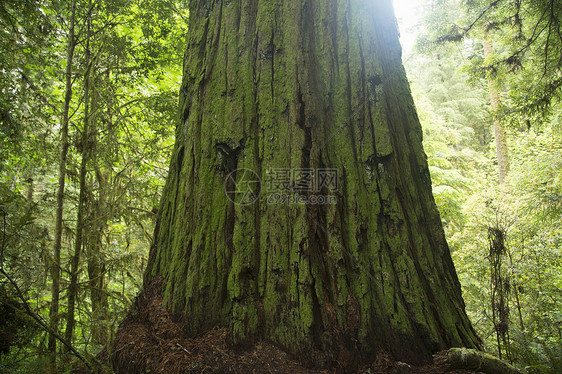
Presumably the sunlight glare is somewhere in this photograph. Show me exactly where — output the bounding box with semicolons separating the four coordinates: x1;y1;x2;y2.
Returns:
392;0;422;56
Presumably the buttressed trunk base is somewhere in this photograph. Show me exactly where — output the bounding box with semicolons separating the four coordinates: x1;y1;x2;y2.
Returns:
143;0;480;368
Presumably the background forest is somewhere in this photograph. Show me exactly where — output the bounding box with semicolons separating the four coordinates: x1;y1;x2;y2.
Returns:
0;0;560;373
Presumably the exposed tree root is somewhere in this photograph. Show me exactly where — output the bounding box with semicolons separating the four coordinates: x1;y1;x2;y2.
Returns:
437;348;523;374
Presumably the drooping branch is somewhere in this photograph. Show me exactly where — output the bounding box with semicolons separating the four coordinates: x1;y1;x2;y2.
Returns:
0;267;97;373
0;209;93;368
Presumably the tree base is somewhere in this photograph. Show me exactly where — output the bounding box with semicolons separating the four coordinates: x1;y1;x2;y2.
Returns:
108;277;513;374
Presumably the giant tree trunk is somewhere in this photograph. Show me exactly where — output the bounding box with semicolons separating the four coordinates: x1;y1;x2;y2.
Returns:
143;0;479;367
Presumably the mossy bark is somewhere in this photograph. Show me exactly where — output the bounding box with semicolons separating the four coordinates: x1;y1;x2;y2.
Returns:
144;0;480;367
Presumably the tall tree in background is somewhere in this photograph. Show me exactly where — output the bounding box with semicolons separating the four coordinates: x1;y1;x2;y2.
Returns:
48;0;77;367
139;0;480;368
483;33;509;185
65;0;94;348
417;0;511;185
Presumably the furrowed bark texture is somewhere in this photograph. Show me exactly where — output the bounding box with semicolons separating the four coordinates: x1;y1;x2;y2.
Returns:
144;0;479;366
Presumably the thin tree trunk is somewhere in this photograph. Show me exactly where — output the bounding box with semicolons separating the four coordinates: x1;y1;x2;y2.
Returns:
508;244;525;331
48;0;77;369
483;35;509;185
87;231;109;345
86;65;111;346
87;163;109;346
25;178;34;201
65;0;93;346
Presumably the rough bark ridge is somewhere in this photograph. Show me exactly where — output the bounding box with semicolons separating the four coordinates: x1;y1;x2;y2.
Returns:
142;0;479;368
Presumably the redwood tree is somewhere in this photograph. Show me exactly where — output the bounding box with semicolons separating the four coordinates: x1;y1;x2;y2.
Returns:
142;0;479;367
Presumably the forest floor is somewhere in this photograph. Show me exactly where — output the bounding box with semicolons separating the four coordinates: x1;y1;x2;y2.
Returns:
100;278;482;374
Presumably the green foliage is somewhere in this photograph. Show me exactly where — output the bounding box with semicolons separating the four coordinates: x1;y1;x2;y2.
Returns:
441;128;561;370
416;0;562;123
406;2;562;370
0;0;59;178
406;49;492;238
0;284;38;362
509;329;562;374
0;0;184;371
0;184;46;370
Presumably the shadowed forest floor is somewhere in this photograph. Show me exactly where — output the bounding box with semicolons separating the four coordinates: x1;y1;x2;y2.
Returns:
96;278;484;374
